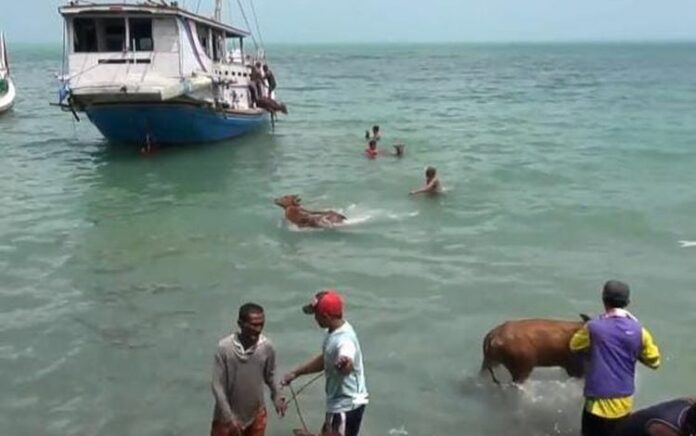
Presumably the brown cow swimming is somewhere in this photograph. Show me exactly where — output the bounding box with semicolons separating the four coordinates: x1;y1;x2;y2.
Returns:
274;195;346;228
480;315;589;384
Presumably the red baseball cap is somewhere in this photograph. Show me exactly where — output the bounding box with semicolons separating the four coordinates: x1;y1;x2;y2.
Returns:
302;290;343;317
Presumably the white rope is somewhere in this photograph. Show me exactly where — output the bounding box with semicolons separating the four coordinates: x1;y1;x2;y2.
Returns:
248;0;265;49
61;21;67;78
234;0;258;51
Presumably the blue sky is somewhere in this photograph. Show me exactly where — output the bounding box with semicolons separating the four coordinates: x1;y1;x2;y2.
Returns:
2;0;696;44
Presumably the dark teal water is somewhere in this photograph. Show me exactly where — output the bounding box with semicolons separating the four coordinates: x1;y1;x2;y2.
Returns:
1;43;696;435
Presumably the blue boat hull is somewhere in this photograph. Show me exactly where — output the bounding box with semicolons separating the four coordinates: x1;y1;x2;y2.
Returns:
85;103;268;145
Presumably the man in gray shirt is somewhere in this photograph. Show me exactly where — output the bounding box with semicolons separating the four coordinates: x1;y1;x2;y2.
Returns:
211;303;286;436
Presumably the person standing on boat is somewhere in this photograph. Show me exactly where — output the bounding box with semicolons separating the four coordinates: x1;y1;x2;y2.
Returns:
570;280;661;436
262;64;276;99
282;290;369;436
253;62;265;98
248;63;263;107
211;303;287;436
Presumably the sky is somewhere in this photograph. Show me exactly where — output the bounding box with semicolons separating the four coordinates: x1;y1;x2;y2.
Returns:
2;0;696;44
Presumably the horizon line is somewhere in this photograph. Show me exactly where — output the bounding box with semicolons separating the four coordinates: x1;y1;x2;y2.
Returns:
7;38;696;46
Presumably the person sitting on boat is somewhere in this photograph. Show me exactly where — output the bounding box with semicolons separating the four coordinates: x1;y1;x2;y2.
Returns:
364;125;380;142
410;166;441;195
262;64;276;99
364;140;378;159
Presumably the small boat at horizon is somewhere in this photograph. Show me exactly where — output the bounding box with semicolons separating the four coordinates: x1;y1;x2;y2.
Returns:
56;0;284;146
0;32;16;114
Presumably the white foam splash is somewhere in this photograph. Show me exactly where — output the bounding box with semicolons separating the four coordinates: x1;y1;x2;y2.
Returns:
678;240;696;248
281;205;419;230
459;369;583;435
388;426;408;435
342;204;419;225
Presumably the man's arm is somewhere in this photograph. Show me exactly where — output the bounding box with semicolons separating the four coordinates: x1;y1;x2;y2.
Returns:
411;178;439;195
646;421;680;436
639;328;661;369
335;339;357;375
264;345;280;400
211;348;237;424
425;178;439;193
264;345;287;417
282;353;324;385
410;185;429;195
570;325;591;352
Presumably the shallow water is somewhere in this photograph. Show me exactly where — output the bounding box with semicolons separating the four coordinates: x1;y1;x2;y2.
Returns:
1;43;696;435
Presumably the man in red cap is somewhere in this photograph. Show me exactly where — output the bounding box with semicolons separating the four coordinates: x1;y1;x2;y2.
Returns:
282;290;369;436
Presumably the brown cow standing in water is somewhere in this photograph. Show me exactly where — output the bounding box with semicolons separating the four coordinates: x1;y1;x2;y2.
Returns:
274;195;346;228
480;316;589;384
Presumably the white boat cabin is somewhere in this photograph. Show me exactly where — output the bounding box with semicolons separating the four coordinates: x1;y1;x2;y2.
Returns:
60;1;259;110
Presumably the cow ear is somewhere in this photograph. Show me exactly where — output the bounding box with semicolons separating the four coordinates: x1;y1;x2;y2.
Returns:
579;313;591;322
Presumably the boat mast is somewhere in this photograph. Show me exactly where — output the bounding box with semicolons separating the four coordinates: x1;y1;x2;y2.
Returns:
214;0;222;22
0;33;8;76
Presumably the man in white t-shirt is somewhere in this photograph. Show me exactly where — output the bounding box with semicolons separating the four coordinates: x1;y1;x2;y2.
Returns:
282;290;368;436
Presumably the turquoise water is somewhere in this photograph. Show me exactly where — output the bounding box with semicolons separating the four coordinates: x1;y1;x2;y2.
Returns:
1;43;696;435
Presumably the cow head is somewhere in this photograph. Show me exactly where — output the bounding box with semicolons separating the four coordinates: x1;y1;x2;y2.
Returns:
274;194;301;209
565;313;592;379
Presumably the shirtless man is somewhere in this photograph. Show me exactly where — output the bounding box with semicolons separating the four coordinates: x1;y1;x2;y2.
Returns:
613;398;695;436
409;166;441;195
262;64;276;99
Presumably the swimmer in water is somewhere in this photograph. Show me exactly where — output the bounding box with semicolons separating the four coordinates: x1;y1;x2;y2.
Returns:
365;139;378;159
140;133;154;155
365;125;381;142
409;166;441;195
392;143;405;157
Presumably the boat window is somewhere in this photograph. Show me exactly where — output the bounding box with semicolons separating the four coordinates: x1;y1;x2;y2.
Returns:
102;18;126;51
212;31;225;61
196;23;211;57
73;18;98;52
129;18;153;51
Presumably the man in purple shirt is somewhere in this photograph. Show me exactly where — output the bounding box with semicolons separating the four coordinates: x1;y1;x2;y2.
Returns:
570;280;661;436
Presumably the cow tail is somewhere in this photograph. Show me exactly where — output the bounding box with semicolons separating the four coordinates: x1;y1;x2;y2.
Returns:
480;331;501;385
